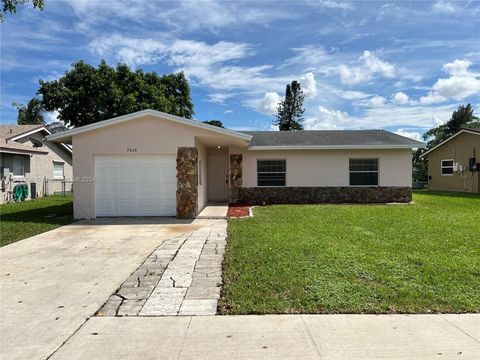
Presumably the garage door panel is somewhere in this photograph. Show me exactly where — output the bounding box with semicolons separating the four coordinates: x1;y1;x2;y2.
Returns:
95;155;176;217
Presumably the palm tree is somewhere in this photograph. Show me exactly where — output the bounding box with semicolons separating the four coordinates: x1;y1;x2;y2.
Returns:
13;97;46;125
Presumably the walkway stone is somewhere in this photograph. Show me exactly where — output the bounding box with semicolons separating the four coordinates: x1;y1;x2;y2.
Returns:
98;220;227;317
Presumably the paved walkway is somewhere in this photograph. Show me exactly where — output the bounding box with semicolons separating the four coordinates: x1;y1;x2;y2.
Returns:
50;314;480;359
98;220;227;316
0;218;217;360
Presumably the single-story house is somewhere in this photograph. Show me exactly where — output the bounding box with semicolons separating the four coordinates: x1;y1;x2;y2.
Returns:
1;125;73;203
46;109;424;219
421;128;480;192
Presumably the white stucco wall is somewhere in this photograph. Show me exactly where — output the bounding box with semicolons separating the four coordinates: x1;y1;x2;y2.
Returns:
73;115;213;219
230;148;413;187
195;138;208;212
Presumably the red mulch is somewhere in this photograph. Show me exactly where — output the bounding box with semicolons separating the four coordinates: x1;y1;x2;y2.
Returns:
227;204;251;218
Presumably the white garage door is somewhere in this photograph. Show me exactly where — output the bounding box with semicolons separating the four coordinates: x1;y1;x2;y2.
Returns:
95;155;176;217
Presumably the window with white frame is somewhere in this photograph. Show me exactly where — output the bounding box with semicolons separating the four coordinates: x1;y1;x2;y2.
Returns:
349;159;379;186
257;160;286;186
12;155;25;177
441;159;454;175
53;161;64;178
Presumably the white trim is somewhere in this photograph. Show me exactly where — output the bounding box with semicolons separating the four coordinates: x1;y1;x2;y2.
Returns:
46;109;253;143
7;126;48;141
440;159;454;176
0;148;47;155
249;144;419;150
7;126;73;154
421;129;480;158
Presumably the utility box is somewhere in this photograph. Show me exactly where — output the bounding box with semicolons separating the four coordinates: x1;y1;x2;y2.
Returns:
468;157;478;172
31;183;37;199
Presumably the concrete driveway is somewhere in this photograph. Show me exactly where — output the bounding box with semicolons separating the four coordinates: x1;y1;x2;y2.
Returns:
0;218;216;360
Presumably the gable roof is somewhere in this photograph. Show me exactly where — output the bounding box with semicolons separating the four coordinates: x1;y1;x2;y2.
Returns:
421;128;480;158
241;130;425;149
46;109;253;143
0;125;72;155
1;125;49;154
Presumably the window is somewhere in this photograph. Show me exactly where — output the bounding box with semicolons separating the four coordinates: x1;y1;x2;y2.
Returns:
441;159;454;175
257;160;286;186
53;162;64;178
349;159;378;186
12;156;25;177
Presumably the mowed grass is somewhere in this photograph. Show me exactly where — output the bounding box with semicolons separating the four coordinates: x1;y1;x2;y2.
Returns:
220;191;480;314
0;195;73;247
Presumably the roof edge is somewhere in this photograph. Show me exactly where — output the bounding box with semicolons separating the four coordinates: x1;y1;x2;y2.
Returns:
421;129;480;158
46;109;253;143
249;144;424;150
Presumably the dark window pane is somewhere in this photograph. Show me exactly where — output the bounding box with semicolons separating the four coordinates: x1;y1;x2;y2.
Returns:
350;172;378;186
441;167;453;175
442;160;453;167
257;160;286;173
258;172;286;186
349;159;378;172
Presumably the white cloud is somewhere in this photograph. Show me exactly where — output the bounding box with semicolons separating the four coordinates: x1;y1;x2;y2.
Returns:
394;129;423;141
224;109;233;114
283;46;330;68
391;91;410;104
67;0;297;34
420;59;480;104
256;92;281;115
368;96;386;107
208;93;234;104
300;72;317;98
304;106;349;130
335;90;372;100
432;1;456;14
45;110;60;124
337;50;396;85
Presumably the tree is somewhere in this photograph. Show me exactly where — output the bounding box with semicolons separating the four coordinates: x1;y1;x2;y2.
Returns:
412;104;480;181
38;60;194;128
1;0;43;21
46;121;68;134
203;120;224;128
423;104;480;148
274;80;305;131
13;97;45;125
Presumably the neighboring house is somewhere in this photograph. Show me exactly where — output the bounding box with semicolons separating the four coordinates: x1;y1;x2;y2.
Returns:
421;128;480;193
0;125;73;203
46;109;424;219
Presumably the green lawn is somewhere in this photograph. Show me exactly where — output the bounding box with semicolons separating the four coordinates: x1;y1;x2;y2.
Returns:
0;195;73;247
220;191;480;314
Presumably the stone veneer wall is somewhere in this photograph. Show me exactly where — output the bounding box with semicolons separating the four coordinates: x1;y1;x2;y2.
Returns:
229;154;243;190
230;186;412;204
176;147;198;219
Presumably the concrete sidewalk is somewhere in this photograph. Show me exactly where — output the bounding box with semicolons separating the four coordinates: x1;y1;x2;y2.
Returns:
51;314;479;359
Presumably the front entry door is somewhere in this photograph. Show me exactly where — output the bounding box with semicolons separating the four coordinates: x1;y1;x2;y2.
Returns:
208;154;229;201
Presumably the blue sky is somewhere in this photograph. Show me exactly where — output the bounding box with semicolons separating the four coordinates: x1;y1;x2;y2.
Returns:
1;0;479;140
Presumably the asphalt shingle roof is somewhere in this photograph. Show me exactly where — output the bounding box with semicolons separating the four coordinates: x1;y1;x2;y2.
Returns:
240;129;425;147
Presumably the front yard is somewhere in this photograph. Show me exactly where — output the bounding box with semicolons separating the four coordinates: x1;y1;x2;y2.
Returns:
220;191;480;314
0;195;73;247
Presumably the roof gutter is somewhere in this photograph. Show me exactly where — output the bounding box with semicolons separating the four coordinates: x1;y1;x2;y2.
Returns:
249;144;424;150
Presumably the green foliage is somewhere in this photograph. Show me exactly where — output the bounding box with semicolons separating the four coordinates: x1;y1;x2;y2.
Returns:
413;104;480;181
274;80;305;131
13;97;45;125
38;60;194;128
1;0;43;21
203;120;224;128
423;103;480;148
220;192;480;314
